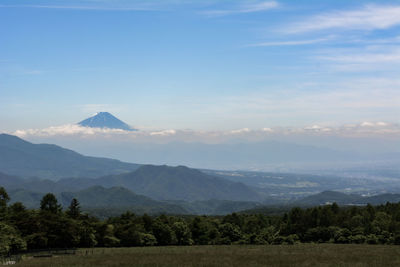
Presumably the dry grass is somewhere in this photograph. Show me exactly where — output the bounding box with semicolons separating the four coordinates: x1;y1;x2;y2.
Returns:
16;244;400;267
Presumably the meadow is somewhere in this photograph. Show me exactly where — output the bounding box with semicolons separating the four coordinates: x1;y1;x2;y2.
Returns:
15;244;400;267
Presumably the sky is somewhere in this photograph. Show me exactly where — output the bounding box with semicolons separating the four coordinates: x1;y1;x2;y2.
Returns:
1;0;400;146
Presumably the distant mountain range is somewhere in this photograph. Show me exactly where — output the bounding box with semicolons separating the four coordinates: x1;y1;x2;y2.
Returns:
1;133;400;216
7;186;262;216
294;191;400;206
1;164;262;202
7;186;187;214
93;165;262;201
0;134;139;179
78;112;135;131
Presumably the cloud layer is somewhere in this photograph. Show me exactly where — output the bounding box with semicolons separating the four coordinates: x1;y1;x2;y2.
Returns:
12;121;400;144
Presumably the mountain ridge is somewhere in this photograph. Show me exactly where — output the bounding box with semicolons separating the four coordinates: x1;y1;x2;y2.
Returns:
94;164;263;201
0;133;140;180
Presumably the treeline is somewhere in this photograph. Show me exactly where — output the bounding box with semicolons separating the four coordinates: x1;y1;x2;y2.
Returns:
1;187;400;255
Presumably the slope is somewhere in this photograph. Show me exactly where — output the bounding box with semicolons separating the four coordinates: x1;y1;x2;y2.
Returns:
95;165;262;201
0;134;140;180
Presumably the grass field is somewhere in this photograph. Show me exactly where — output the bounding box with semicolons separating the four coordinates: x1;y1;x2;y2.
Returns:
15;244;400;267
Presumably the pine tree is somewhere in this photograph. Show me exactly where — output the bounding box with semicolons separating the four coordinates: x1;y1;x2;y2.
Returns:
40;193;62;214
67;198;81;219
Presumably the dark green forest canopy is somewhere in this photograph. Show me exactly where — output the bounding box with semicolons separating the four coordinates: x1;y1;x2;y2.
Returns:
1;187;400;256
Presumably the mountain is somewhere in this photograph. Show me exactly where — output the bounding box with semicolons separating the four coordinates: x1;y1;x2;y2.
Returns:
0;172;25;188
93;165;262;202
295;191;361;206
0;134;140;180
1;162;263;205
171;199;262;215
294;191;400;206
8;186;188;215
6;183;261;216
45;165;262;201
59;186;186;211
361;194;400;205
78;112;135;131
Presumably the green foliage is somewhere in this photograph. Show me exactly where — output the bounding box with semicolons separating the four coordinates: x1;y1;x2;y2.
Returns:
0;222;26;256
0;187;10;209
67;198;81;219
218;223;242;244
78;222;98;248
140;233;157;246
40;193;62;214
2;186;400;256
0;187;10;221
172;222;192;245
152;219;176;246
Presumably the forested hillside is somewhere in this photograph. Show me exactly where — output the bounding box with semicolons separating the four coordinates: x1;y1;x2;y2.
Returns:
2;186;400;257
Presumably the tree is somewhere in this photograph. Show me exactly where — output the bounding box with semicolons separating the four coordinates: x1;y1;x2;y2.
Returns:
172;221;192;245
0;222;26;255
219;223;243;244
40;193;62;214
0;187;10;220
96;224;120;247
7;202;34;237
0;187;10;209
116;224;142;247
140;233;157;246
78;221;97;247
190;217;212;245
67;198;81;219
152;220;175;246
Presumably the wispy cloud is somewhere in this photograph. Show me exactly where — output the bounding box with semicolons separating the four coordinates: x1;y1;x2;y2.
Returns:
248;37;330;47
203;1;278;17
319;48;400;64
285;4;400;33
0;3;156;11
314;46;400;72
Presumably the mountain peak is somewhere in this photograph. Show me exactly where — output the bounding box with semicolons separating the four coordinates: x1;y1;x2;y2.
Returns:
78;112;136;131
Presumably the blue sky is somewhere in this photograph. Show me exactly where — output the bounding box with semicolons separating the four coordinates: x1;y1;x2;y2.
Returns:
1;0;400;134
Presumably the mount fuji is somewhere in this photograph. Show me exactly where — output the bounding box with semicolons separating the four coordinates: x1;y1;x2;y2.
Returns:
78;112;136;131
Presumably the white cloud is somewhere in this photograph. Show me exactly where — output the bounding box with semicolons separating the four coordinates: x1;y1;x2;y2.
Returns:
248;38;329;47
229;128;251;134
360;122;375;127
361;121;389;127
14;124;131;138
149;129;176;136
285;4;400;33
306;44;400;73
203;1;278;17
319;48;400;64
262;127;273;133
12;122;400;142
0;4;155;11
